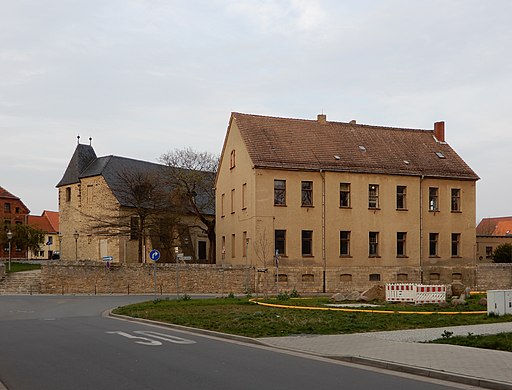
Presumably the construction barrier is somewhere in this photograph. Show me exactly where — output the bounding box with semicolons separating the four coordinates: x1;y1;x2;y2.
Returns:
385;283;416;303
386;283;446;304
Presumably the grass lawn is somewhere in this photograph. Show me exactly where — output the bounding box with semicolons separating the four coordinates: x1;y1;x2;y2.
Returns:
5;262;41;273
112;295;512;338
430;332;512;352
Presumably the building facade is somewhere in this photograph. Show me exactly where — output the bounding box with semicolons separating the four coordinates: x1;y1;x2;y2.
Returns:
216;113;479;292
476;216;512;262
27;210;60;260
56;142;213;263
0;186;30;259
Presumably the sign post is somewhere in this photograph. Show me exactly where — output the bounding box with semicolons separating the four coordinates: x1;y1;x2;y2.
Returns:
149;249;160;297
174;247;180;299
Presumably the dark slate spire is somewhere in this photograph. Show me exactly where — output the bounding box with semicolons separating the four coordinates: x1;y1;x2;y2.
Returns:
56;143;97;187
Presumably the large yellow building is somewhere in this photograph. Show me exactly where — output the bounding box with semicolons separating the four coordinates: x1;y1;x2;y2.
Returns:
216;113;479;292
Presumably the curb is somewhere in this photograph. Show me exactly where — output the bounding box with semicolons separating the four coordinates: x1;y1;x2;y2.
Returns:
331;356;512;390
107;310;264;346
107;310;512;390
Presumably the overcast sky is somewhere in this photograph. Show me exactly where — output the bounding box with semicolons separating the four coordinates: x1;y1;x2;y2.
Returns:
1;0;510;222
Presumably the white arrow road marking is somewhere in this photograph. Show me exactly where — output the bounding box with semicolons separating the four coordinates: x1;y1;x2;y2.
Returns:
134;331;196;344
106;331;162;346
106;331;196;346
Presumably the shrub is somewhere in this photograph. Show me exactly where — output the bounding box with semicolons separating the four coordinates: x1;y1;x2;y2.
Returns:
493;243;512;263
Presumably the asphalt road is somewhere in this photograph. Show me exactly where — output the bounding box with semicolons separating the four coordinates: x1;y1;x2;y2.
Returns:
0;296;466;390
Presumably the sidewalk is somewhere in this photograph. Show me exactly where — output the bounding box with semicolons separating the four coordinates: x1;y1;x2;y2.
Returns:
258;322;512;389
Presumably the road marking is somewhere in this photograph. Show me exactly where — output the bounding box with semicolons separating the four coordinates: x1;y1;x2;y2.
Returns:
106;331;162;346
106;331;196;346
134;331;196;344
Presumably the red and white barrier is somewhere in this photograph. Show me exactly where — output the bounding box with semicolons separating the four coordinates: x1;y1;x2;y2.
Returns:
386;283;446;304
386;283;416;303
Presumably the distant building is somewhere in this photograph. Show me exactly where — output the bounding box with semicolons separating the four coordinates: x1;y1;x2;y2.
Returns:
216;112;479;292
27;211;60;260
0;186;30;259
476;216;512;262
56;141;213;263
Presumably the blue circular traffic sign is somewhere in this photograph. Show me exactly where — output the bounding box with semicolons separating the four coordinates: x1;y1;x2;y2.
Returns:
149;249;161;262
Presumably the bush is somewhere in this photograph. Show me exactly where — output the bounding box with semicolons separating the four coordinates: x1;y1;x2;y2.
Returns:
277;291;290;300
493;243;512;263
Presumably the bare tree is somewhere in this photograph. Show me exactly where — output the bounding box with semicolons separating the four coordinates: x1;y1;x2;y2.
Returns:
83;169;180;263
253;227;273;296
159;148;218;264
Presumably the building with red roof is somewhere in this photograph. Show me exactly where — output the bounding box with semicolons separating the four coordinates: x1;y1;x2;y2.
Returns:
216;112;479;291
476;216;512;261
1;186;30;259
27;211;60;260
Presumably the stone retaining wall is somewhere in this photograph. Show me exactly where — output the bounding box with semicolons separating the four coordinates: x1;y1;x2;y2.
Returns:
41;262;253;295
476;263;512;290
0;263;5;280
41;262;512;295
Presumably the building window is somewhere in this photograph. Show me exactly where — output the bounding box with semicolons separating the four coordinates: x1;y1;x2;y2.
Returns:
369;232;379;256
486;246;493;259
242;231;247;257
87;185;94;204
130;217;139;240
274;180;286;206
369;274;381;282
340;274;352;282
198;240;207;261
397;232;407;257
451;189;461;212
275;274;288;282
47;236;53;245
275;230;286;256
452;273;463;281
15;207;20;214
66;187;71;202
340;231;350;256
231;234;236;258
301;230;313;256
429;187;439;211
4;203;11;213
221;193;225;217
430;273;440;281
397;273;408;281
302;274;314;282
230;189;235;214
368;184;379;209
340;183;350;207
230;149;236;169
242;183;247;210
301;181;313;207
221;236;226;257
396;186;407;210
429;233;439;256
451;233;461;257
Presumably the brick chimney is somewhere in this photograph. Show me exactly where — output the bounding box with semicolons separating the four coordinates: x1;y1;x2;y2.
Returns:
317;114;327;124
434;121;445;142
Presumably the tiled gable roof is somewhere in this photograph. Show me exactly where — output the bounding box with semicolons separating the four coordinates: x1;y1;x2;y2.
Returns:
477;217;512;236
43;210;59;233
232;113;479;180
58;144;214;215
27;211;59;233
56;144;97;187
0;186;18;199
0;186;30;213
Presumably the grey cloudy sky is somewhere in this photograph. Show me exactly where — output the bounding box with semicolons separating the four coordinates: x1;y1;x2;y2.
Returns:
1;0;510;222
